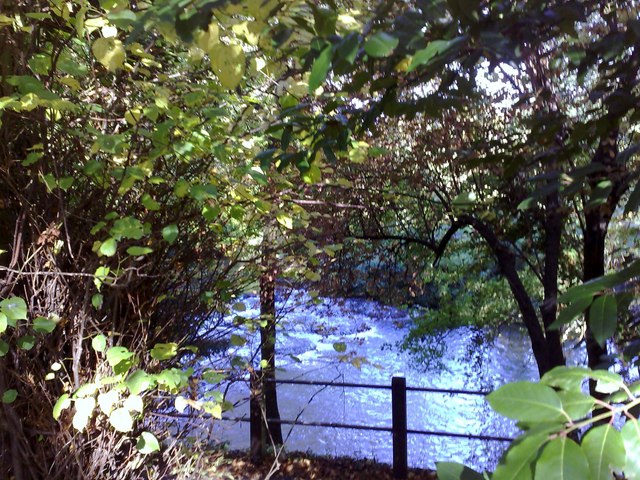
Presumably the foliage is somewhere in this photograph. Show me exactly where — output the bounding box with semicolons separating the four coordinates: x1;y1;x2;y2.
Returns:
1;0;639;478
439;366;640;479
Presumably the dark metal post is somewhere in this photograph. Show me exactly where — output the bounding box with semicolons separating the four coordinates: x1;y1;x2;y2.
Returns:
392;376;408;479
250;370;263;463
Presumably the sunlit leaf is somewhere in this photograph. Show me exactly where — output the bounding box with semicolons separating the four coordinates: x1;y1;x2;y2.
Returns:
0;313;7;333
136;431;160;454
210;43;245;90
124;394;143;413
109;407;133;432
97;390;119;415
53;393;71;420
150;343;178;361
92;37;126;71
73;397;96;431
487;382;565;423
0;296;27;323
106;346;134;369
92;334;107;353
126;370;153;395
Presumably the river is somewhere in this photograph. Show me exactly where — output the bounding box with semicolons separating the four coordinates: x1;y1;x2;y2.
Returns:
205;290;586;472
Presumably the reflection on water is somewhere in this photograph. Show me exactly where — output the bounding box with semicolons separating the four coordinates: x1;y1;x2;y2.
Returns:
207;291;585;471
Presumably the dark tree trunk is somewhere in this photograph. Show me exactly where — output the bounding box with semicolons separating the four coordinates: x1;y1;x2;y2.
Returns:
460;215;565;377
583;130;621;398
540;177;566;371
259;231;283;446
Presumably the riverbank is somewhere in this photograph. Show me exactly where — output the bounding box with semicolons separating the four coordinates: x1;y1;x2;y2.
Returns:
200;450;437;479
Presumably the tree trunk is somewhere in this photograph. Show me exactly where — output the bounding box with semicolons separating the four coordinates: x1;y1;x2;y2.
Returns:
462;215;565;376
259;227;283;446
583;131;619;399
540;176;566;372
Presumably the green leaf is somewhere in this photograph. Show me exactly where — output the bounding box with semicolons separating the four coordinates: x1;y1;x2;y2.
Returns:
150;343;178;361
550;295;593;329
92;37;126;71
493;434;548;480
0;296;27;323
202;370;226;384
137;431;160;454
589;369;625;394
53;393;71;420
0;339;9;357
33;316;56;334
99;237;117;257
126;246;153;256
155;368;188;392
364;32;399;58
621;419;640;478
588;295;617;346
541;366;591;390
2;389;18;404
333;342;347;352
203;401;222;418
126;370;153;395
534;437;589;480
408;39;455;72
94;266;110;291
109;407;133;432
91;293;103;310
0;312;7;333
581;424;626;480
110;217;144;240
541;366;624;394
309;46;333;93
162;224;179;244
487;382;566;423
230;334;246;347
436;462;484;480
452;191;477;209
141;194;160;211
92;334;107;353
106;346;134;368
557;391;594;420
17;336;35;350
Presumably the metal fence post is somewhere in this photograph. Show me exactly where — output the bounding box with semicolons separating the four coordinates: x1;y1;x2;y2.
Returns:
392;376;408;479
250;370;263;463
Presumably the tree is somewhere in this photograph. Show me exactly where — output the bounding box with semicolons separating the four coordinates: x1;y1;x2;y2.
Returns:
283;0;640;379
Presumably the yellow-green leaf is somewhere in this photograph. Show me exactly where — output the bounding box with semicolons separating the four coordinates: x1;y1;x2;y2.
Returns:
210;43;245;90
136;431;160;454
92;37;126;71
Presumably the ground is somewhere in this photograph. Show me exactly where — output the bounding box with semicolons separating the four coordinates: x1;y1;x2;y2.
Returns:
199;450;437;479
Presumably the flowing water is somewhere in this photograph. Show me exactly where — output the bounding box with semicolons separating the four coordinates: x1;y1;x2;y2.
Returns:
206;290;586;471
